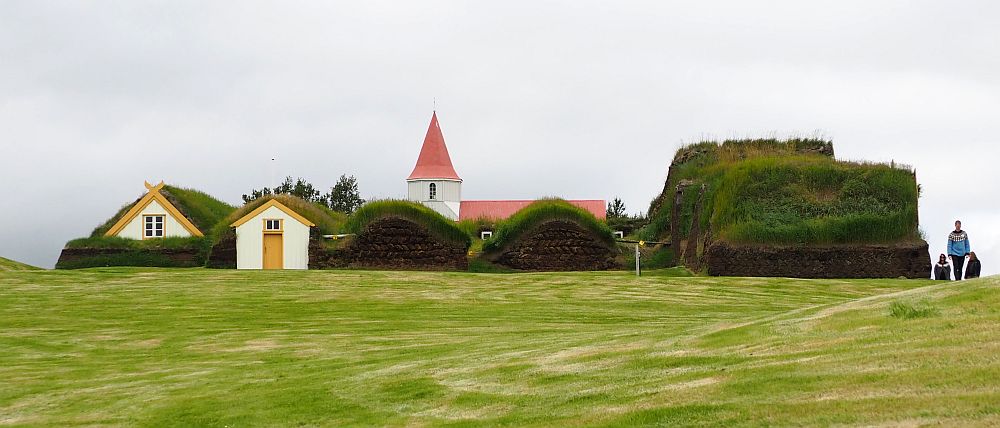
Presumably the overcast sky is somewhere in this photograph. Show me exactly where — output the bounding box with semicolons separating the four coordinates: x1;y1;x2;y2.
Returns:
1;1;998;274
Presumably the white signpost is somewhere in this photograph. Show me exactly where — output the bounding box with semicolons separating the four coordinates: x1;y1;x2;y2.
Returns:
617;239;667;277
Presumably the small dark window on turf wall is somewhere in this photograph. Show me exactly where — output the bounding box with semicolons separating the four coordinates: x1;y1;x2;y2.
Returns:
429;183;437;200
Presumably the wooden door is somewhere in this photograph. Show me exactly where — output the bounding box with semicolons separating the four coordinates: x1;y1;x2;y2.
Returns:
262;234;283;269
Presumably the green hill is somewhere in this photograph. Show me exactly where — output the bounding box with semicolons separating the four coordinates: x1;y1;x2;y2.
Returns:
1;268;997;425
0;256;40;271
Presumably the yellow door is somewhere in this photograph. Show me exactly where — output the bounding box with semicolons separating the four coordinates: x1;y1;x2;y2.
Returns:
262;234;283;269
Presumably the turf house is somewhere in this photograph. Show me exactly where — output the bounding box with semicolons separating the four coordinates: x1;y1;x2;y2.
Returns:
56;182;235;269
103;181;204;240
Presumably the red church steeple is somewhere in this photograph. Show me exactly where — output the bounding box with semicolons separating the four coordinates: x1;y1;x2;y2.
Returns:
407;112;462;181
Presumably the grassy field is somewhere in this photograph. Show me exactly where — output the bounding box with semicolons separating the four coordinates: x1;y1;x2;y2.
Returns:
1;269;998;426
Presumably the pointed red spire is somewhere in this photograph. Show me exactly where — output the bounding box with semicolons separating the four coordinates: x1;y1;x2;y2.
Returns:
407;111;462;181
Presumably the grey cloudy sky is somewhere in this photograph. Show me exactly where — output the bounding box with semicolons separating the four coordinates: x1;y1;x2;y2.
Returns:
2;1;998;273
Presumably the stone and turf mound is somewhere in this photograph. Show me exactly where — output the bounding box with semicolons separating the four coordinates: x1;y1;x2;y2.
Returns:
0;256;41;271
645;139;930;278
207;194;346;268
481;199;618;271
311;200;470;270
56;185;235;269
705;243;931;278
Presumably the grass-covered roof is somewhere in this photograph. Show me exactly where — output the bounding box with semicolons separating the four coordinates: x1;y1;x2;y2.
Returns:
645;139;921;245
483;199;615;254
215;194;346;238
344;200;470;248
90;185;236;237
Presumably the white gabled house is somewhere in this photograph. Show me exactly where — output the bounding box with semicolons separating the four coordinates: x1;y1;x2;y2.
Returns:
104;181;204;240
230;199;315;270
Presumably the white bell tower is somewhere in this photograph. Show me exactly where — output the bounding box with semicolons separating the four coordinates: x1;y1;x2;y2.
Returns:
406;112;462;220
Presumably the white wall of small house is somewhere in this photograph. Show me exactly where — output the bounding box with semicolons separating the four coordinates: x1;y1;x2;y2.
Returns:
235;205;311;270
115;200;193;240
407;179;461;220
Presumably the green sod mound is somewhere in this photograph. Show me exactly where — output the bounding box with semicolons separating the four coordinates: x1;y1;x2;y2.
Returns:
344;200;470;248
308;200;470;270
0;256;40;271
481;199;617;271
483;199;615;254
644;138;928;277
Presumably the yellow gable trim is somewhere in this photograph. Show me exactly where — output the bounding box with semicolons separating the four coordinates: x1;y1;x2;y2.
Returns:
104;186;204;237
230;199;316;228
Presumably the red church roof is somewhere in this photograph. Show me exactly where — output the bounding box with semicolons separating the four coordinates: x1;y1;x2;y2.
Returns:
407;112;462;181
459;200;606;221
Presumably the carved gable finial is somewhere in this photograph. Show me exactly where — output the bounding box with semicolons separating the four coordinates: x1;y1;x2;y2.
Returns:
144;181;165;192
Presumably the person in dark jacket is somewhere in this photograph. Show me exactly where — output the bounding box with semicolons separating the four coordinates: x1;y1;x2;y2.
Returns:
948;220;971;280
965;251;982;279
934;254;951;281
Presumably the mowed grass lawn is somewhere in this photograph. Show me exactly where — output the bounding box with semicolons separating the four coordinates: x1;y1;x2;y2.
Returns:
1;269;999;427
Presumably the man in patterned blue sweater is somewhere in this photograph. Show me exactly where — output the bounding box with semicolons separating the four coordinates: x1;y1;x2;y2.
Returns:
948;220;971;280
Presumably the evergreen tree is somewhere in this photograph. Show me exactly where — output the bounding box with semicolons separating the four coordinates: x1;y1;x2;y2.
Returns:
606;197;627;219
325;174;365;214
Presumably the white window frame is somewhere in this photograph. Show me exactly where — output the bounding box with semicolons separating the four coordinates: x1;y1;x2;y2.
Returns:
143;215;165;239
480;231;493;240
614;231;625;239
429;183;437;200
263;218;283;232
